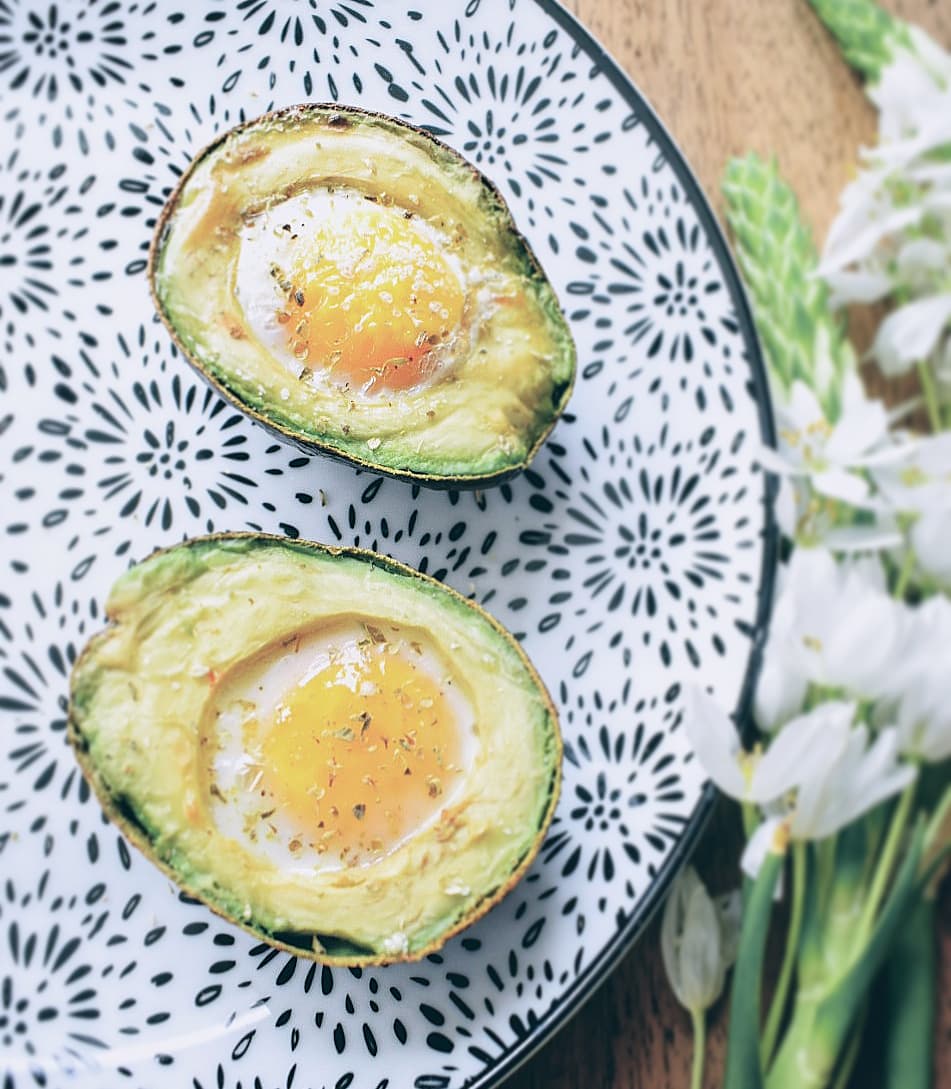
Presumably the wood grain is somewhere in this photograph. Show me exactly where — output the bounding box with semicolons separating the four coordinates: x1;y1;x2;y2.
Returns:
508;2;951;1087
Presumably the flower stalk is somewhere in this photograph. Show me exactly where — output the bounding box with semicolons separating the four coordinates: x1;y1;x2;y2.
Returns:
761;842;806;1064
690;1007;706;1089
724;851;784;1089
918;359;942;432
766;820;927;1089
881;895;937;1089
854;778;916;944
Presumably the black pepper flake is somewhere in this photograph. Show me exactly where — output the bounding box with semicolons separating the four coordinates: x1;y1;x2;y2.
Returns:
353;803;366;820
295;289;305;306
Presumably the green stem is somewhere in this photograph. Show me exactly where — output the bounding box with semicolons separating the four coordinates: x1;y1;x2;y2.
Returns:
855;781;916;946
691;1006;707;1089
762;842;807;1067
742;801;759;840
829;1015;863;1089
882;896;936;1089
724;851;784;1089
918;360;942;433
768;820;928;1089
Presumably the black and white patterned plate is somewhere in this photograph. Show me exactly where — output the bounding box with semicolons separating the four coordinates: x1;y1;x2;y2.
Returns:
0;2;775;1086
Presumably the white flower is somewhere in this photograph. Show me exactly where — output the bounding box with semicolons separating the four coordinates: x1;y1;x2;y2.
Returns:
760;373;909;507
870;26;951;143
910;511;951;585
822;267;892;308
754;547;907;716
660;866;740;1013
819;166;923;290
877;596;951;762
754;643;810;736
893;680;951;763
791;725;915;839
742;725;916;877
792;558;903;696
771;463;903;555
896;237;950;291
685;686;853;801
741;812;789;880
875;431;951;507
872;293;951;377
754;560;808;731
819;522;905;553
874;432;951;586
818;26;951;389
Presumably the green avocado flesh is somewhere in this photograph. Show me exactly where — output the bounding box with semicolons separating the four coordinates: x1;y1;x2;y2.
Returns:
150;104;576;485
69;535;561;964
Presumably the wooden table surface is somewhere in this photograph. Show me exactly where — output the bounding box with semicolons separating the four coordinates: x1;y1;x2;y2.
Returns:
508;2;951;1088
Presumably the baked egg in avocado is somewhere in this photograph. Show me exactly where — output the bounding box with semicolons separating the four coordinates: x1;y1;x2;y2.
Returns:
149;104;576;486
68;535;561;964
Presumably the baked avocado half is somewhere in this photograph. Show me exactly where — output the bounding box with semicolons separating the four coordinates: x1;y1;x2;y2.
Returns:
149;104;576;486
68;534;561;964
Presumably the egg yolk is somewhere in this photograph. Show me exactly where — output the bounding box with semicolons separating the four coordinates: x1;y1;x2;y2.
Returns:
249;632;465;863
273;198;465;393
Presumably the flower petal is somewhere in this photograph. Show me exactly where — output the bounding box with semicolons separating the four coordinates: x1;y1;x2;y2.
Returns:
792;725;916;840
821;200;922;276
912;507;951;586
682;687;746;799
758;444;805;478
680;880;725;1010
820;593;905;697
754;646;809;733
715;890;743;970
822;268;892;308
821;522;905;553
897;238;949;290
812;467;872;505
752;701;854;802
825;373;889;461
741;816;785;880
872;294;951;376
773;474;800;540
661;866;727;1012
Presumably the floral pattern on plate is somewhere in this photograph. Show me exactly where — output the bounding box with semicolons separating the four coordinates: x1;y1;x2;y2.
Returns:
0;2;774;1087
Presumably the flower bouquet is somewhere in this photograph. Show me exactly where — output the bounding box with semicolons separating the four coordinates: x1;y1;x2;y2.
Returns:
661;2;951;1086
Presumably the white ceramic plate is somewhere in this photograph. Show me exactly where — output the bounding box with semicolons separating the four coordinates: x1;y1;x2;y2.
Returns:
0;2;774;1087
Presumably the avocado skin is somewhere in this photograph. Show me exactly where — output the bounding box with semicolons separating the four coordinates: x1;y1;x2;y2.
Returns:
68;533;562;965
149;104;577;489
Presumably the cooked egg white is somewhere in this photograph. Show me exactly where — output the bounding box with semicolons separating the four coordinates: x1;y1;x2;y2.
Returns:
235;188;486;396
204;618;478;874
